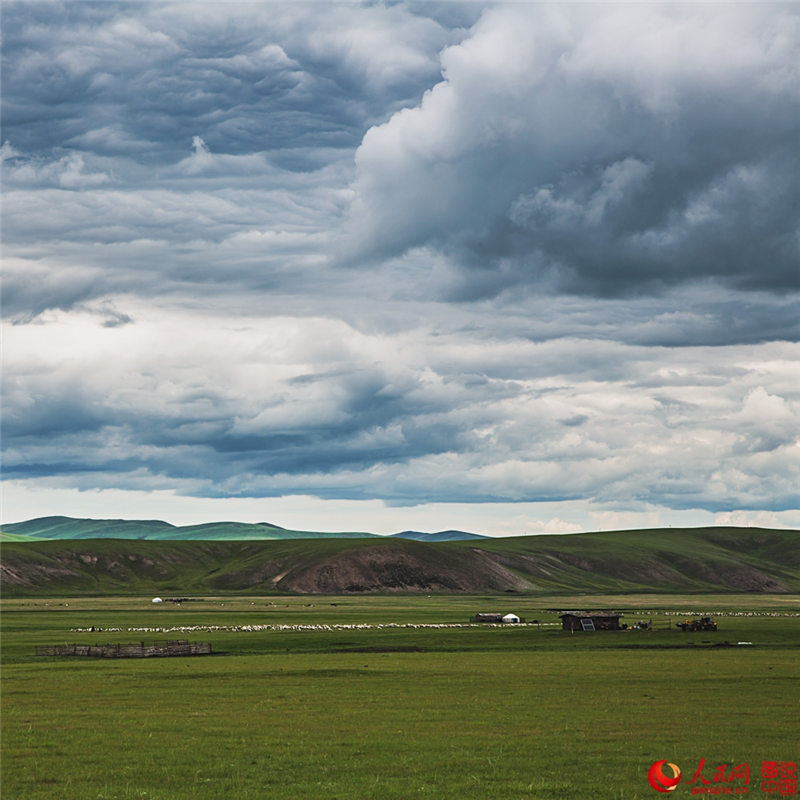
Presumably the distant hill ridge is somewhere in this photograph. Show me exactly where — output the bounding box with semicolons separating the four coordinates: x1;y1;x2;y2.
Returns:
389;530;486;542
1;526;798;596
0;516;486;542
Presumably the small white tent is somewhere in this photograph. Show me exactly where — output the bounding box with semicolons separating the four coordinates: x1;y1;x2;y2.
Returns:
151;597;163;604
502;613;520;624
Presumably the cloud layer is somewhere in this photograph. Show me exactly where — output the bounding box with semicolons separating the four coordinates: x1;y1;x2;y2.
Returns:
346;4;800;299
2;2;798;529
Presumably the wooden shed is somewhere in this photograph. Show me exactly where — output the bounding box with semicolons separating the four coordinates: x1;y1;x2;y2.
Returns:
472;613;503;623
559;612;622;631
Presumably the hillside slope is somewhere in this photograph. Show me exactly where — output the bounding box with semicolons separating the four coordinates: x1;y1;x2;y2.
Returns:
0;516;378;541
0;517;485;542
463;527;800;593
1;527;798;596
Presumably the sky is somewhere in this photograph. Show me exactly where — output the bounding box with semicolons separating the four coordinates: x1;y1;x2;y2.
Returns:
2;1;799;536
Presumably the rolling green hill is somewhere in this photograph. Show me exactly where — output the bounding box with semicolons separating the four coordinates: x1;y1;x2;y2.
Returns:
0;516;379;541
1;527;797;596
0;516;487;542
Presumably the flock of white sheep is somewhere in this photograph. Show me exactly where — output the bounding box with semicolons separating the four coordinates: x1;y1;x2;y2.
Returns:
71;621;559;633
68;608;797;635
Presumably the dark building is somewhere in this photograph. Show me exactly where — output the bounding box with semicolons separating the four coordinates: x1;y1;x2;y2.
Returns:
559;612;622;631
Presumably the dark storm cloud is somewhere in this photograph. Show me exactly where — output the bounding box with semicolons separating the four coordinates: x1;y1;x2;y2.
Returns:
1;1;463;320
1;2;455;165
346;4;800;300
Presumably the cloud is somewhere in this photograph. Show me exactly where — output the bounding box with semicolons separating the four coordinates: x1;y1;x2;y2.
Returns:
344;4;800;297
1;3;797;528
0;140;21;161
1;2;458;320
3;305;798;513
1;2;456;165
4;151;112;188
1;258;124;322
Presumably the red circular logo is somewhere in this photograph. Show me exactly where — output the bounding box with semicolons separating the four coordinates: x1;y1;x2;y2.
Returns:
648;760;682;793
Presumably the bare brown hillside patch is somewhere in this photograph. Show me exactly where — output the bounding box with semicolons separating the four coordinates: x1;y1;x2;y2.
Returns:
279;545;532;593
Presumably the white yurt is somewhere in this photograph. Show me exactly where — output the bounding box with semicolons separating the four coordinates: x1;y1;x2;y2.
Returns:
151;597;163;604
502;613;520;624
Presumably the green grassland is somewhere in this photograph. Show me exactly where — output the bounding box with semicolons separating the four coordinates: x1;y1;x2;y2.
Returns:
2;594;798;800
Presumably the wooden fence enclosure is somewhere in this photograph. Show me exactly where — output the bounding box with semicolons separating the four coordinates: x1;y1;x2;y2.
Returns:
36;640;212;658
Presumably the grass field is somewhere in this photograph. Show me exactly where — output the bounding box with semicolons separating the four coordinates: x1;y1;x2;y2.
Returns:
2;594;798;799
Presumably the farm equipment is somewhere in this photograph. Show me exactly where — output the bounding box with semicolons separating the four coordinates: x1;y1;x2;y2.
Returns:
676;617;718;632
